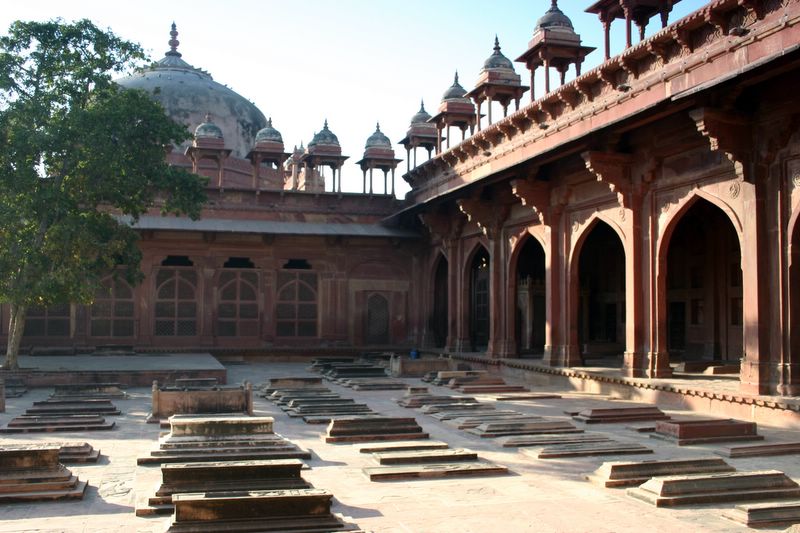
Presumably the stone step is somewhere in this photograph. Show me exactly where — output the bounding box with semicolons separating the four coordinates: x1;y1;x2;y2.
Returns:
9;415;108;426
529;440;654;459
420;403;494;414
0;446;61;469
151;445;301;456
262;377;324;390
159;436;289;449
373;448;478;465
0;466;73;485
715;441;800;458
466;420;582;438
138;449;311;465
358;441;450;454
302;414;382;425
448;377;508;387
651;418;762;445
456;385;529;394
0;421;115;433
396;395;477;408
0;474;82;494
363;461;509;481
572;406;670;424
494;393;563;401
498;434;611;448
723;500;800;528
444;414;543;428
167;416;274;437
627;470;800;507
586;457;736;488
325;417;428;443
0;480;87;503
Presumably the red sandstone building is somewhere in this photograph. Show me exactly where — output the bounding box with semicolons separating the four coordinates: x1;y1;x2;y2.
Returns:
3;0;800;398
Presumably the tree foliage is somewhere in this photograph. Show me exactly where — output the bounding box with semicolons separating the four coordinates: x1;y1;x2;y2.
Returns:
0;19;207;368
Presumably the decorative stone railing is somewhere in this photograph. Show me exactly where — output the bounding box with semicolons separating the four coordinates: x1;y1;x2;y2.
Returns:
404;0;799;205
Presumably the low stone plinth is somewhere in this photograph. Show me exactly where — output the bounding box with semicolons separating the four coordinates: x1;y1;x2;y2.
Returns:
363;462;509;481
498;434;611;448
529;440;653;459
715;441;800;458
347;379;408;391
420;402;493;414
572;406;670;424
397;395;477;408
389;356;451;377
723;500;800;528
586;457;736;488
28;399;121;415
149;380;253;422
168;416;273;438
444;413;541;428
168;489;358;532
494;393;563;401
173;378;218;388
430;370;487;385
373;448;478;465
466;420;581;438
359;441;450;454
262;377;324;394
56;442;101;464
0;446;87;502
651;418;763;445
627;470;800;507
1;415;115;433
325;417;428;443
51;382;126;399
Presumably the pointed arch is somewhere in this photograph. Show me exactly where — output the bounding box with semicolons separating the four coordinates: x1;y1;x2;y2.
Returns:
508;229;547;356
431;252;449;348
464;242;491;351
365;293;390;344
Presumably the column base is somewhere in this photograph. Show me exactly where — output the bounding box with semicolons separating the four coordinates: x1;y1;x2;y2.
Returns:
645;351;673;378
487;339;517;359
739;358;773;395
542;345;582;367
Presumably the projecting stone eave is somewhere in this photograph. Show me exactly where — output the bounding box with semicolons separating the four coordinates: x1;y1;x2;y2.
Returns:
402;0;799;206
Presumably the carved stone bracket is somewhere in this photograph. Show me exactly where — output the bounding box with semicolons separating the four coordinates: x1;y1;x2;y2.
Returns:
456;198;510;241
510;176;551;226
690;107;752;181
582;151;635;208
418;211;466;245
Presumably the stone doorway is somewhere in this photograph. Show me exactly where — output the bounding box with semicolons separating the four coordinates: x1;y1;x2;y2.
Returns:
577;222;625;363
469;247;490;351
432;256;448;348
665;199;742;364
365;293;390;345
515;238;546;356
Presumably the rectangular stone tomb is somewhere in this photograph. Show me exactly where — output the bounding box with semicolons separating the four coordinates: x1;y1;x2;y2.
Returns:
359;441;450;454
715;441;800;458
421;402;495;414
448;376;508;387
572;406;670;424
363;462;509;481
325;417;429;443
274;392;340;405
627;470;800;507
51;383;126;398
495;393;563;401
286;398;357;407
530;440;654;459
348;379;409;391
445;413;543;428
586;457;736;488
302;413;382;425
722;500;800;528
466;420;582;438
498;434;611;448
397;395;477;408
56;442;101;463
27;400;121;415
0;446;87;502
456;385;530;394
168;489;359;532
430;370;487;385
372;448;478;465
173;378;219;388
1;415;115;433
138;459;311;516
651;418;763;445
262;377;324;393
286;404;374;417
149;380;253;422
169;416;274;437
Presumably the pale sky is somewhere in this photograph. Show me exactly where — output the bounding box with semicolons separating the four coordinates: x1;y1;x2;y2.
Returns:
1;0;708;197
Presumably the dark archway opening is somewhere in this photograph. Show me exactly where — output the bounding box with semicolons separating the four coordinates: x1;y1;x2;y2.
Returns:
365;294;390;345
666;199;742;365
432;257;448;348
469;247;490;351
516;238;546;356
578;222;625;363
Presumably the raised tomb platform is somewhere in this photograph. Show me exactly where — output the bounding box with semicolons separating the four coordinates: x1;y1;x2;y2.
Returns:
325;417;428;443
650;418;763;445
0;446;87;502
50;382;127;399
586;457;736;488
148;380;253;423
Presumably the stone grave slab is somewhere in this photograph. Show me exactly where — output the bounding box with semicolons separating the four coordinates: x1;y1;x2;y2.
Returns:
456;384;530;394
466;420;582;438
421;402;495;414
448;376;507;387
364;462;509;481
138;459;311;516
0;446;87;502
627;470;800;507
358;441;450;454
302;413;383;425
435;410;529;424
572;406;670;424
168;489;359;532
529;440;654;459
723;500;800;528
173;378;218;388
56;442;101;463
498;434;611;448
586;457;736;487
495;393;563;401
325;417;428;443
348;379;408;391
715;441;800;458
1;415;115;433
372;448;479;465
51;383;126;399
397;395;477;408
27;400;121;416
651;418;763;445
430;370;487;386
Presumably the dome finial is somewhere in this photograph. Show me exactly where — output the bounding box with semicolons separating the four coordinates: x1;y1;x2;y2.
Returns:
167;22;181;57
375;122;381;132
551;0;558;8
494;35;501;53
323;119;329;129
454;71;459;85
420;99;426;112
204;112;212;122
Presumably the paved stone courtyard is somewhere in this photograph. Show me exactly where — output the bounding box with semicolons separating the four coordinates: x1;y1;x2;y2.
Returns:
1;360;799;532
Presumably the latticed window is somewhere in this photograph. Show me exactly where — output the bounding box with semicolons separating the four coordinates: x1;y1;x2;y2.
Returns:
25;304;70;337
217;270;259;337
154;268;198;336
276;271;318;337
90;277;135;337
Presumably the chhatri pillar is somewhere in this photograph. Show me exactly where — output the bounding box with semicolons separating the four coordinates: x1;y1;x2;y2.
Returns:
246;118;290;190
429;73;478;154
399;101;438;172
466;36;528;131
300;120;349;193
586;0;681;59
185;114;231;189
356;123;402;196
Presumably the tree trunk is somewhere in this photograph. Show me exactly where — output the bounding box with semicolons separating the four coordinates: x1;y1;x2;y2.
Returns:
3;303;27;370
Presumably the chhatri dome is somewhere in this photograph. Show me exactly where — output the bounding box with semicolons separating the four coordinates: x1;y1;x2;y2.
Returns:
116;23;267;158
309;120;341;148
483;36;515;71
441;72;469;102
410;100;432;125
255;118;283;144
365;123;392;149
194;114;224;139
535;0;575;32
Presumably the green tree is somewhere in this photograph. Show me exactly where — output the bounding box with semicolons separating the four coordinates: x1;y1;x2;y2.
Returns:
0;20;207;369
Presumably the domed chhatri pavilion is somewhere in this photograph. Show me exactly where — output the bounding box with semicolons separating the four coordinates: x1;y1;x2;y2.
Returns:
5;0;800;412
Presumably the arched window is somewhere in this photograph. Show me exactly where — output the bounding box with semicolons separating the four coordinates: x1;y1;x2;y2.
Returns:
25;304;70;337
90;277;134;337
217;269;259;337
366;293;390;344
154;267;198;337
276;271;317;337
